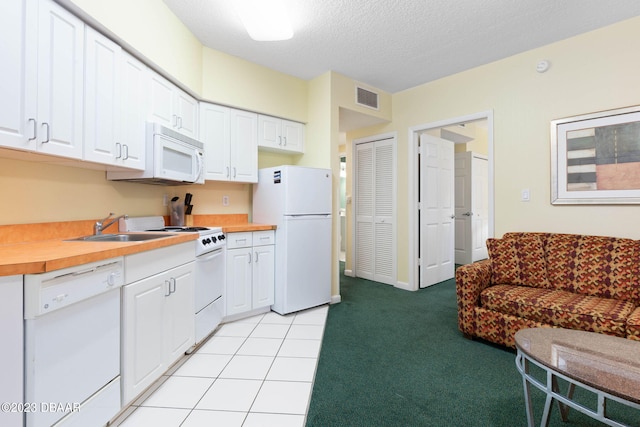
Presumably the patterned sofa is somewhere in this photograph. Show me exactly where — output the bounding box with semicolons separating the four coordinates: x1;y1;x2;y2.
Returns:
456;232;640;348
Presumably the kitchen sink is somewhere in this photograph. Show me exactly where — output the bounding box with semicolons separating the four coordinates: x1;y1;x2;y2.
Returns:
67;233;171;242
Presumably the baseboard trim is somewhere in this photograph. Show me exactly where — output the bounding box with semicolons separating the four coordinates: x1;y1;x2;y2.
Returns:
330;294;342;304
344;269;354;277
395;281;413;292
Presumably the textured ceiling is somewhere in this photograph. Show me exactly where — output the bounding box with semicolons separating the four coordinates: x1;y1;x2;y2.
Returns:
163;0;640;94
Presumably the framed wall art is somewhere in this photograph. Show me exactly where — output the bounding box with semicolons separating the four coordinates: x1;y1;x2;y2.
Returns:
551;105;640;204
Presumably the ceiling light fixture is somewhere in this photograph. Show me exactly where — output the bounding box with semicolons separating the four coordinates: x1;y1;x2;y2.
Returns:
234;0;293;41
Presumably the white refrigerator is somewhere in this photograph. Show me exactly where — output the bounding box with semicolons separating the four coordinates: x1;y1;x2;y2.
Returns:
253;165;332;314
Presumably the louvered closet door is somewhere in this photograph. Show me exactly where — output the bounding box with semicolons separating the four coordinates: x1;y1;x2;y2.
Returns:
355;138;396;285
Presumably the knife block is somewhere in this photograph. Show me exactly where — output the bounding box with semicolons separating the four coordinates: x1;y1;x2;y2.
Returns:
185;214;194;227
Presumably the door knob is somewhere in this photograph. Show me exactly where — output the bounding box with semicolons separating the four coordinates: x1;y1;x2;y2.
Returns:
463;212;473;216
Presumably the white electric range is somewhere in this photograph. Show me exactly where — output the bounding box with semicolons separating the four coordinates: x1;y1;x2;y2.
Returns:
120;216;226;346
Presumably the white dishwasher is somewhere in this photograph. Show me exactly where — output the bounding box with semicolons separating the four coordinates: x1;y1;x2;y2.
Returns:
24;257;124;427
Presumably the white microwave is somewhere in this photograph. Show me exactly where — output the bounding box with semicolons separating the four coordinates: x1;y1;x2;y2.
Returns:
108;123;204;185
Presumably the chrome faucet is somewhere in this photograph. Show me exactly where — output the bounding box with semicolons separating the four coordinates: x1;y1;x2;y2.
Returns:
94;213;128;235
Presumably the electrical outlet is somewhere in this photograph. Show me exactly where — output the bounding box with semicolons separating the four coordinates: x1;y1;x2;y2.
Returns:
222;195;230;206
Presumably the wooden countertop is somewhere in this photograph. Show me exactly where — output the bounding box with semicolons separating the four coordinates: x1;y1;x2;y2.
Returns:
0;215;275;277
221;224;276;233
0;233;197;276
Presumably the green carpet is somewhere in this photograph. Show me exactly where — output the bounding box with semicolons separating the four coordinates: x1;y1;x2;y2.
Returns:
305;264;640;427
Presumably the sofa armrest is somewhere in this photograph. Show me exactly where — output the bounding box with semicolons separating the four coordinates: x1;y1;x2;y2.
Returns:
456;259;492;337
627;306;640;341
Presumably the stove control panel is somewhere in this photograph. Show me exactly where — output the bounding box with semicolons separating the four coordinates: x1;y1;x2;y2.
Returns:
200;232;226;249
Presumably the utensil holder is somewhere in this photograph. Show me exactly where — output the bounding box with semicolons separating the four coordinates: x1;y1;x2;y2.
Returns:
170;201;185;226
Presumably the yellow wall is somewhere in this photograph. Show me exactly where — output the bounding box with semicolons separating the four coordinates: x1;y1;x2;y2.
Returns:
346;16;640;284
201;48;308;122
66;0;203;94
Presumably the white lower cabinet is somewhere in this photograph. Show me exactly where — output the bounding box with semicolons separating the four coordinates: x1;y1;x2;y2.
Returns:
0;276;23;427
226;231;275;317
121;243;195;405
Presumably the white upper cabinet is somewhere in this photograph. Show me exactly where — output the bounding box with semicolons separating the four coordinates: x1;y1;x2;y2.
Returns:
0;0;84;159
83;27;121;165
118;51;147;170
35;0;85;159
200;103;231;181
0;0;36;151
200;103;258;183
174;89;199;138
83;27;146;170
230;109;258;183
258;115;304;154
148;71;198;139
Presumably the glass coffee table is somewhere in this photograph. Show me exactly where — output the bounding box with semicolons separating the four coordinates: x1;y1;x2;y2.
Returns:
515;328;640;427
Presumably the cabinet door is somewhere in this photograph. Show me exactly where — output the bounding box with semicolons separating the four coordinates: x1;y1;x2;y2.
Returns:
200;103;231;181
257;115;280;150
122;274;166;405
164;262;195;365
281;119;304;153
36;0;84;159
175;89;198;139
84;27;121;165
0;0;36;151
252;244;275;308
0;276;23;427
148;71;175;128
229;109;258;183
119;51;147;170
226;248;253;316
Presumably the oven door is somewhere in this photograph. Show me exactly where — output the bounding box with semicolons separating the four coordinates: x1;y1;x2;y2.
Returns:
153;134;204;184
194;247;225;343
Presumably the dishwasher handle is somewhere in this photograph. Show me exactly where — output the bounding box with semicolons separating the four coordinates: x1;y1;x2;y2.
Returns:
24;258;125;319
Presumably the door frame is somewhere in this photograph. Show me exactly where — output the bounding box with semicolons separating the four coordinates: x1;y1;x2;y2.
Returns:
408;111;494;291
351;131;398;286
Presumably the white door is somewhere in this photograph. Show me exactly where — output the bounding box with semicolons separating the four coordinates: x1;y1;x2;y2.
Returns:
122;276;166;405
174;89;198;138
200;103;231;180
36;0;84;159
119;51;147;170
454;152;473;265
354;137;396;285
420;134;454;288
226;248;253;315
471;154;489;261
252;244;275;309
0;0;36;151
148;71;175;128
258;115;280;149
164;263;195;365
229;109;258;183
84;27;121;165
281;119;304;153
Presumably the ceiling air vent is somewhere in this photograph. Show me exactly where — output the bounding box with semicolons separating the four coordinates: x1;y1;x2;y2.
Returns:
356;86;379;110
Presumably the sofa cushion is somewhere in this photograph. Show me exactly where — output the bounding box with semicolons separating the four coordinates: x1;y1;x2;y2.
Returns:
480;284;635;337
486;235;550;288
544;234;640;304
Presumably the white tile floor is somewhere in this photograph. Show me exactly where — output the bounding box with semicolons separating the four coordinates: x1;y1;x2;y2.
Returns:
112;305;328;427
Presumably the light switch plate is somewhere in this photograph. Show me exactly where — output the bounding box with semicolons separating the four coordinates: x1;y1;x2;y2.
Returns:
521;189;530;202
